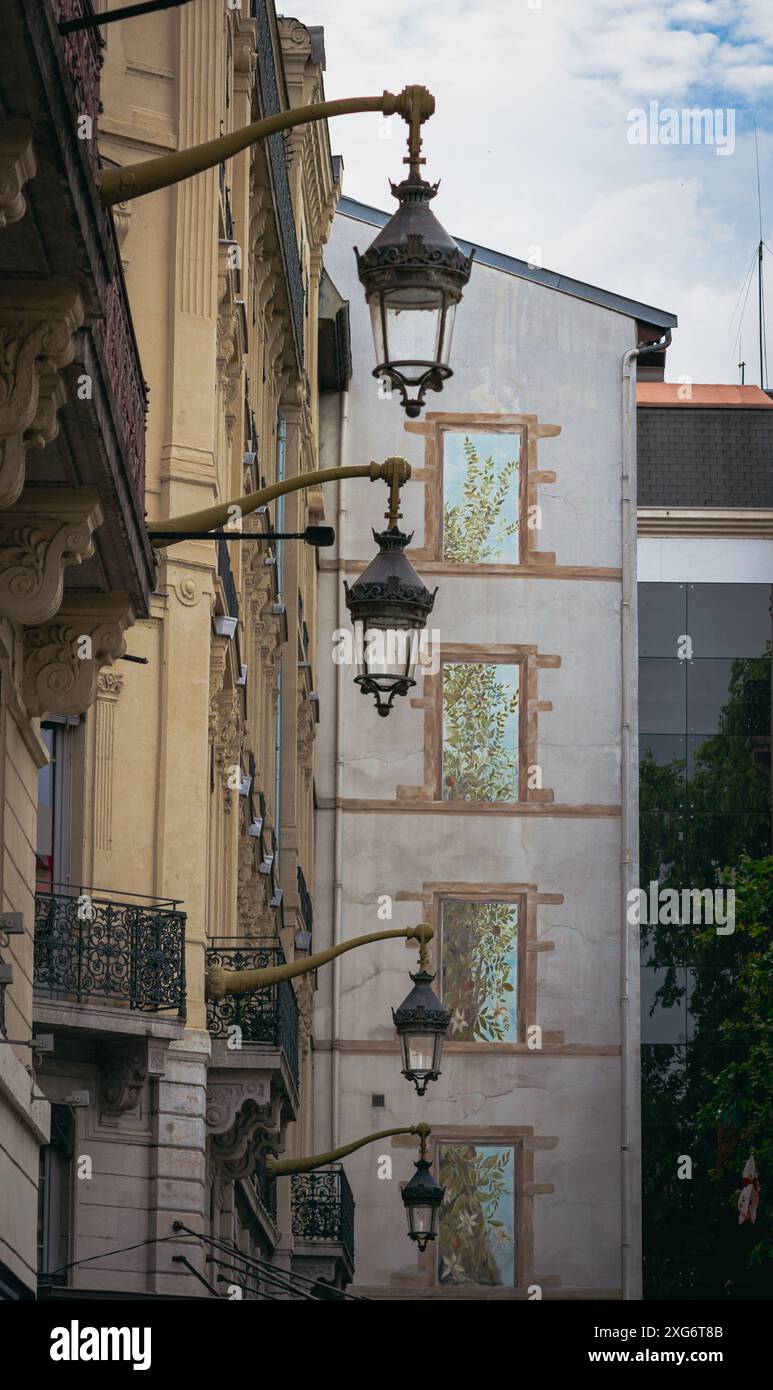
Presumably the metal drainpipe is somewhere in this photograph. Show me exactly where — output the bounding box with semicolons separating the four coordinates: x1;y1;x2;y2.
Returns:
331;386;349;1150
620;329;671;1300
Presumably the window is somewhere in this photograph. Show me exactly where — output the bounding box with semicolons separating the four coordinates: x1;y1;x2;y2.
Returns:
441;900;519;1041
442;431;521;564
438;1142;516;1286
35;719;78;891
442;661;519;801
37;1104;74;1286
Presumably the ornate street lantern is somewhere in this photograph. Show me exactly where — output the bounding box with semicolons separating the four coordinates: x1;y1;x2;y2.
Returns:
393;940;450;1095
344;526;437;717
355;173;474;418
402;1136;445;1249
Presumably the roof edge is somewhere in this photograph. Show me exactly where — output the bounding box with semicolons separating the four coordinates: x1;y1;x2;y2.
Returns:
337;195;678;331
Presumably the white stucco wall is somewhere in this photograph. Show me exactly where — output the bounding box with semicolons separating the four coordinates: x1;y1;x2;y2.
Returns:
315;204;643;1298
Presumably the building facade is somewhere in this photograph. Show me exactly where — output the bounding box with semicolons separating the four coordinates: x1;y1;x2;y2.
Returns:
636;382;772;1300
1;0;351;1301
314;196;676;1298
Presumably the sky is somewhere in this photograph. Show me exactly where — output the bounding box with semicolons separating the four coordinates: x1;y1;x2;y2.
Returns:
287;0;773;385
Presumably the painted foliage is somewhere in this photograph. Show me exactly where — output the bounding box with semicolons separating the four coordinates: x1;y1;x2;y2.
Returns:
441;900;519;1042
438;1143;516;1286
442;662;519;801
442;432;520;564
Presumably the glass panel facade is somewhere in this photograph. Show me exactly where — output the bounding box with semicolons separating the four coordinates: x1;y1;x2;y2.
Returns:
438;1143;516;1286
639;581;772;1300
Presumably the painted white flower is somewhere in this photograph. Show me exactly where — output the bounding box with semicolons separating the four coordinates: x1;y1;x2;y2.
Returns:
494;1227;512;1248
450;1008;468;1035
443;1253;466;1280
458;1210;479;1235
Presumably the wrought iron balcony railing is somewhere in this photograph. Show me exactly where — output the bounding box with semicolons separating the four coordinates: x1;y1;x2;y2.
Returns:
206;941;299;1088
291;1166;355;1267
51;0;149;508
34;890;186;1016
251;0;304;369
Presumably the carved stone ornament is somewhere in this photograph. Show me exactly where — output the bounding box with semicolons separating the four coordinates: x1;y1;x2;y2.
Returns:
207;1084;283;1182
0;121;36;230
0;488;103;624
0;280;84;509
99;1039;168;1126
22;592;133;718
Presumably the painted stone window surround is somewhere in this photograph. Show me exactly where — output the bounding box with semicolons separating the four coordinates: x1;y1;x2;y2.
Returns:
400;881;564;1050
404;411;561;572
402;645;558;806
391;1124;558;1293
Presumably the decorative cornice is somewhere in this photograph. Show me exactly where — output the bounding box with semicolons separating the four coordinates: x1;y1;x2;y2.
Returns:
0;488;103;624
637;507;773;538
99;1039;168;1127
21;592;133;717
0;121;36;229
0;280;84;509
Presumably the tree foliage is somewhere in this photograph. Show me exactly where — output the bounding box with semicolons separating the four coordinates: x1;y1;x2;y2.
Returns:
442;662;519;801
443;435;518;563
442;900;518;1042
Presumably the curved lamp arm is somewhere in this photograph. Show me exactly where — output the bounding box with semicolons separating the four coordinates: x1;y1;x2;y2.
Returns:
266;1122;431;1177
148;456;411;547
98;86;435;206
206;922;432;1001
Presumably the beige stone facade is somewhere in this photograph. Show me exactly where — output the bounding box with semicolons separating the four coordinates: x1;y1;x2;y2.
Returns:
0;0;346;1300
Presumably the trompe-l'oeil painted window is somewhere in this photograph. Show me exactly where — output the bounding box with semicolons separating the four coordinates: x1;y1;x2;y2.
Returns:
442;431;521;564
438;1143;516;1286
441;900;518;1042
442;662;519;801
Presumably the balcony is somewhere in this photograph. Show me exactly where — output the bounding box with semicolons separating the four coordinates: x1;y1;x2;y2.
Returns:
34;889;186;1018
0;1;155;618
206;941;299;1090
291;1166;355;1291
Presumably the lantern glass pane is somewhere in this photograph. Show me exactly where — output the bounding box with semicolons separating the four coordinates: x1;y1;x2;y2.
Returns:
404;1031;436;1074
409;1204;434;1237
380;300;444;381
359;623;421;680
436;298;457;367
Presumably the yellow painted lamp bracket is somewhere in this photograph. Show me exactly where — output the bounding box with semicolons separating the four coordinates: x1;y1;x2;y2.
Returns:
265;1122;431;1177
148;457;411;548
98;86;435;206
206;922;432;1001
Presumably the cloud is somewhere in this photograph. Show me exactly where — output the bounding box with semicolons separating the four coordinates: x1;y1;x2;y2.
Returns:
293;0;773;382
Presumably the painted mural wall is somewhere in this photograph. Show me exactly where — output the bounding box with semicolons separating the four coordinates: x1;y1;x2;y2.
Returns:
314;201;642;1297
